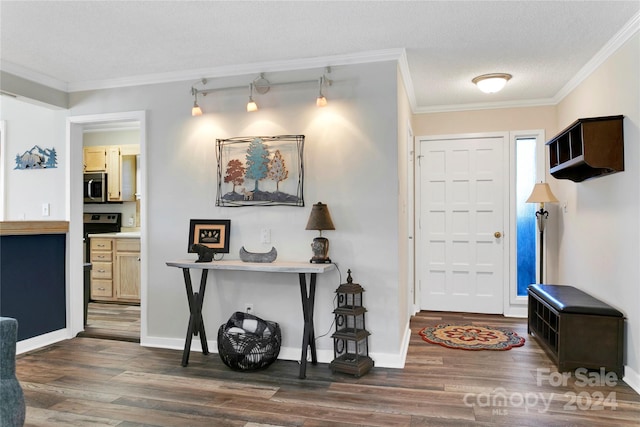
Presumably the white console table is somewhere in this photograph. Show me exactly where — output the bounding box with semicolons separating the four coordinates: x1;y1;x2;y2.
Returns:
165;259;335;378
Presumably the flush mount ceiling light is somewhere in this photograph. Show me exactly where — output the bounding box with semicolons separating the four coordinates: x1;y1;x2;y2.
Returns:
472;73;512;94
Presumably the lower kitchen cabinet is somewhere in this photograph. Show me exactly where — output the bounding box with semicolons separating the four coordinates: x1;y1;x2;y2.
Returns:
90;238;113;299
90;236;140;303
115;238;141;301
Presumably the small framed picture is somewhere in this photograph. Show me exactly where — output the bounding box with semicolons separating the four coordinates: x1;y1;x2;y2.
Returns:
188;219;231;254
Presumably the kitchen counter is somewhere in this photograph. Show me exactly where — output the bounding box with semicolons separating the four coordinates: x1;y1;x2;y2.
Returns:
88;231;140;238
1;221;69;236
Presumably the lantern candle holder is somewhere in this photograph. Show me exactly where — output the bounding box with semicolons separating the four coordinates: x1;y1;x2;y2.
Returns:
329;269;374;377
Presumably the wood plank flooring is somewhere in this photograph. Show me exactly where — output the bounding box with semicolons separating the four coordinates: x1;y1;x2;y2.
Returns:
17;311;640;426
78;302;140;342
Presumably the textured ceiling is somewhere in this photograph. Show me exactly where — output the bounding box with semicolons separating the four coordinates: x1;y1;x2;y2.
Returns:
1;1;638;112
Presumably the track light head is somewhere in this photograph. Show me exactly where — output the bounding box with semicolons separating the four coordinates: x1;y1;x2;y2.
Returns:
191;87;203;116
247;83;258;112
316;76;328;107
192;101;203;116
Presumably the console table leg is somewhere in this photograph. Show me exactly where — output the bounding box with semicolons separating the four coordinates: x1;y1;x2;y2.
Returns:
181;268;195;366
308;273;318;365
196;269;209;354
298;272;318;379
181;268;209;367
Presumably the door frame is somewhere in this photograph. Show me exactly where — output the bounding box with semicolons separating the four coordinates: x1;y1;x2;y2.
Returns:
66;111;147;338
414;131;511;314
406;121;417;315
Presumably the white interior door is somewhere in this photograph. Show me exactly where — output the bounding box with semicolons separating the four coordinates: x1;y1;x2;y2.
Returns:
418;135;506;314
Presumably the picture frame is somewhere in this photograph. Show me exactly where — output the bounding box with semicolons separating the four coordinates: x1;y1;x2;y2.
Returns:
216;135;304;207
188;219;231;254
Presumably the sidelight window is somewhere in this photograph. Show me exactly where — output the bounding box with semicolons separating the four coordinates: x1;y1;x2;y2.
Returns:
516;137;537;296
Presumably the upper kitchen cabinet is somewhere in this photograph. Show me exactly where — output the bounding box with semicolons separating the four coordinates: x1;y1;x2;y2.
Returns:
106;145;138;202
83;146;107;172
547;116;624;182
84;144;138;202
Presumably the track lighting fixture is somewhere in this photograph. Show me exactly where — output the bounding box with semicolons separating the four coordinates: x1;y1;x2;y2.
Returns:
192;101;202;117
246;83;258;112
191;89;203;116
191;79;206;116
316;76;328;107
189;68;332;115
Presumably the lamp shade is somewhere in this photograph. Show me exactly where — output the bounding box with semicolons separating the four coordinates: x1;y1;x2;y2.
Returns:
305;202;335;231
526;183;559;204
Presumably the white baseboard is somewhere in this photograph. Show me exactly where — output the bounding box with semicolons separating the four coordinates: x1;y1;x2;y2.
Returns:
504;305;528;318
623;364;640;395
16;328;71;355
142;334;409;369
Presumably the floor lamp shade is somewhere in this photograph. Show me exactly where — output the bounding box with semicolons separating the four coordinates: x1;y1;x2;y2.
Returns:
526;183;559;204
305;202;335;263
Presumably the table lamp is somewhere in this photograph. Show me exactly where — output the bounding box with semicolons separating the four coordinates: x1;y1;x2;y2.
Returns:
305;202;335;263
526;182;558;283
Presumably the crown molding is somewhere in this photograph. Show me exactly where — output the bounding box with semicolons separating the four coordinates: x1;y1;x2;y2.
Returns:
553;10;640;104
66;49;406;93
397;49;417;111
414;97;557;114
0;60;68;92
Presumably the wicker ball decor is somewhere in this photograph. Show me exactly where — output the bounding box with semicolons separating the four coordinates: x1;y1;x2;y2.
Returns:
217;312;281;371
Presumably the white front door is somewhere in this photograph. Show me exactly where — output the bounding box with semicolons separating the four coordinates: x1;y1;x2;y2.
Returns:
418;134;507;314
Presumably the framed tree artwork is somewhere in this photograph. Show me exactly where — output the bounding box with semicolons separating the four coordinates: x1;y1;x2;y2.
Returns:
216;135;304;207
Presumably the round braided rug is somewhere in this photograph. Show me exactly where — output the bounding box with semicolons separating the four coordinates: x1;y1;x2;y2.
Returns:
418;323;525;351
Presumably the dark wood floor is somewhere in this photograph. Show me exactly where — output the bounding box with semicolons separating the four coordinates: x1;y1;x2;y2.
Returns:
17;311;640;426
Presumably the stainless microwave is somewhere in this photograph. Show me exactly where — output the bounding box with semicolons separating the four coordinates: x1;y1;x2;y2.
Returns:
84;172;107;203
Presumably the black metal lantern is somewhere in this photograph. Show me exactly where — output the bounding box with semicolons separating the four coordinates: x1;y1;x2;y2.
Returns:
329;269;373;377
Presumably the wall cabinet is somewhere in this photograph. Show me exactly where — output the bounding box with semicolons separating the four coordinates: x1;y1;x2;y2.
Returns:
83;146;107;172
546;115;624;182
90;237;140;303
106;146;121;201
84;145;138;202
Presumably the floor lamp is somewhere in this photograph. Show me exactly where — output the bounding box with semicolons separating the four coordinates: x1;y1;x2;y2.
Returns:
526;182;558;283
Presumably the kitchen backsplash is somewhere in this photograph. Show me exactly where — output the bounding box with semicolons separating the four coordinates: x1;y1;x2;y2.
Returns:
84;201;138;228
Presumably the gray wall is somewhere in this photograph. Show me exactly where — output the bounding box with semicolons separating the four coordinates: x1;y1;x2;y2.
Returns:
68;61;406;365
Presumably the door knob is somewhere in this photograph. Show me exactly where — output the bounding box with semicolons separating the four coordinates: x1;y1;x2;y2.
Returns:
494;232;502;238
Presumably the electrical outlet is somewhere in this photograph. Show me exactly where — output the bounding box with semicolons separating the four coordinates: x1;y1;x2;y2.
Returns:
244;303;254;314
260;228;271;244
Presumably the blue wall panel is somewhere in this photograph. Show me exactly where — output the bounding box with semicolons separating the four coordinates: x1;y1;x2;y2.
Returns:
0;234;66;341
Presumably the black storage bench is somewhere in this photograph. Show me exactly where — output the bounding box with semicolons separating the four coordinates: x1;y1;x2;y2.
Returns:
528;284;624;376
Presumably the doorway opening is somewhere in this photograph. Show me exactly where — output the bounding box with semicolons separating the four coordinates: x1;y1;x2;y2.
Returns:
68;112;146;343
